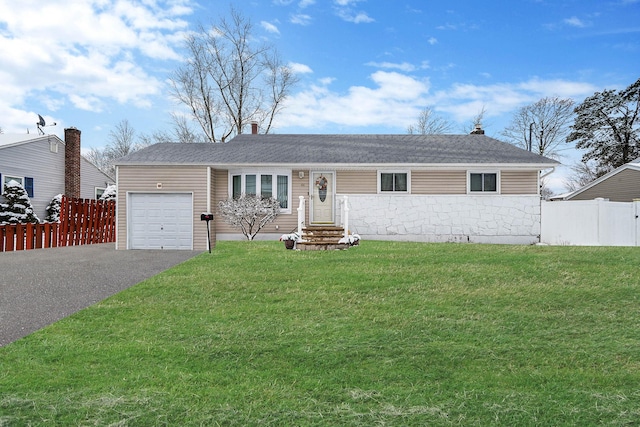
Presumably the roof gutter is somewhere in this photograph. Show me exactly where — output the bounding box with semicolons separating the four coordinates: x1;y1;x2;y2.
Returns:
540;166;556;179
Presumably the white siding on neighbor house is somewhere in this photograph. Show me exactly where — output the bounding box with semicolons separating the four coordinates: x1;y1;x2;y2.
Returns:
339;194;541;244
81;157;112;199
0;137;65;220
0;137;112;220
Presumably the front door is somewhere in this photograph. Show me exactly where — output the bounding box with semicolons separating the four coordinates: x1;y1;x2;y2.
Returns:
310;171;334;225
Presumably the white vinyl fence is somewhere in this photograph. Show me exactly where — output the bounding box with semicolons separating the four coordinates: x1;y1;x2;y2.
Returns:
541;199;640;246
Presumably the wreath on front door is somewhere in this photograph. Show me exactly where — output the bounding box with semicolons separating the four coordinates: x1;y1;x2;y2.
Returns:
315;175;328;202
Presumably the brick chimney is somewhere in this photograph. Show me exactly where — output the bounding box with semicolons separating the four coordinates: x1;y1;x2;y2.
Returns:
64;127;81;199
251;121;258;135
470;123;485;135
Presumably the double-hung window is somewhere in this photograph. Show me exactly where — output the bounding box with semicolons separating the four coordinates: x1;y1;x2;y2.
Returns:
1;175;34;198
379;172;409;193
469;172;498;193
230;171;291;212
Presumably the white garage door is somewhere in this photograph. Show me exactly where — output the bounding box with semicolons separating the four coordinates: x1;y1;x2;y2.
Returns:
129;193;193;250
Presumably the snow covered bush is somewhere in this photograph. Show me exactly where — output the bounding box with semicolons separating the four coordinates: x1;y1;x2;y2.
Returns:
218;194;280;240
0;180;40;224
99;184;117;201
45;194;63;223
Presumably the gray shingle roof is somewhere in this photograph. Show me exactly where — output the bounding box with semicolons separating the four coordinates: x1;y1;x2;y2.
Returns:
116;134;559;166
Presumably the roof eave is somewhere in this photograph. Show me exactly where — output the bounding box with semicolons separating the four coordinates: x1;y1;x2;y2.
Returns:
116;161;559;170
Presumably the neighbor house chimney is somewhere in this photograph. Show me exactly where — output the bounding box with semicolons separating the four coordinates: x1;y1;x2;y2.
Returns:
251;121;258;135
470;123;485;135
64;127;81;199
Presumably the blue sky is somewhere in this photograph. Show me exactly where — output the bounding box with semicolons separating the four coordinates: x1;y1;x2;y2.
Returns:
0;0;638;192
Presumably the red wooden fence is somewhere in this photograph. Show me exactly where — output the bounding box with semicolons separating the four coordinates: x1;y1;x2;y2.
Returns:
0;196;116;252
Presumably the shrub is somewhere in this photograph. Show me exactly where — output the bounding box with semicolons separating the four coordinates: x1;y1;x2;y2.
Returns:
0;180;40;224
218;194;280;240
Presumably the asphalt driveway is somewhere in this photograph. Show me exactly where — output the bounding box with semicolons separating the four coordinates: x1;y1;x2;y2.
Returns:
0;244;201;347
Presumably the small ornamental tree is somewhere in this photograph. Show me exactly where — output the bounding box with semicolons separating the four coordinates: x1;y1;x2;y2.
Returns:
218;194;280;240
0;180;40;224
45;194;63;223
99;184;117;201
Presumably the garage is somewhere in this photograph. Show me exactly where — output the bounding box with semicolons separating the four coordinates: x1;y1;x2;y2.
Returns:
128;193;193;250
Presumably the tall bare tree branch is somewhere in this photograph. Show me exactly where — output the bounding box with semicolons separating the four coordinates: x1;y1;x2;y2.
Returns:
169;8;298;143
501;97;575;159
407;107;453;134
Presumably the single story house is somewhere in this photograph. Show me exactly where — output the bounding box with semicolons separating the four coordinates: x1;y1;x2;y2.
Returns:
553;158;640;202
115;129;558;250
0;128;113;219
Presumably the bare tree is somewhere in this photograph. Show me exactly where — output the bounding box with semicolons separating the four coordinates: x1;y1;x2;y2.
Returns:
407;107;453;134
501;97;575;159
139;114;207;144
169;8;298;143
105;119;139;159
84;119;148;177
460;105;489;134
563;161;601;192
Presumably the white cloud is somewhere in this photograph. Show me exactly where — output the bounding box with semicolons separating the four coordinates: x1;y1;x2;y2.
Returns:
299;0;315;7
366;61;417;72
333;0;373;23
427;37;438;45
291;14;312;25
289;62;313;74
278;71;430;129
431;78;598;122
276;72;599;133
337;10;375;23
0;0;193;131
564;16;587;28
261;21;281;34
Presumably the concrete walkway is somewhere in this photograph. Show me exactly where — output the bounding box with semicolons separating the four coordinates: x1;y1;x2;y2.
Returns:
0;244;201;347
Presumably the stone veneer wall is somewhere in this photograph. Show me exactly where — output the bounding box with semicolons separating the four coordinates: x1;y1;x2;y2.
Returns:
340;194;541;244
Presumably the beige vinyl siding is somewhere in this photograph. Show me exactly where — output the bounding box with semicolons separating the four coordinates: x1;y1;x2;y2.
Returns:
117;165;208;250
213;169;301;236
571;168;640;202
501;171;539;195
411;171;466;194
336;170;377;194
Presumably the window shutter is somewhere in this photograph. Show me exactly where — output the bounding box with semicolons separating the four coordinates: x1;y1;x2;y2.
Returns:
25;177;34;198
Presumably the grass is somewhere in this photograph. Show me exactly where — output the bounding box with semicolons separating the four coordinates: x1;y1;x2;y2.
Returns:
1;241;640;426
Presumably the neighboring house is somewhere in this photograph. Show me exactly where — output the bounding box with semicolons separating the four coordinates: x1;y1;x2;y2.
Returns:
0;128;113;220
115;129;558;250
554;158;640;202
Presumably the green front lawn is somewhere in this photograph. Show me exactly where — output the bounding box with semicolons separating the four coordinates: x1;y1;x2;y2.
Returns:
1;241;639;425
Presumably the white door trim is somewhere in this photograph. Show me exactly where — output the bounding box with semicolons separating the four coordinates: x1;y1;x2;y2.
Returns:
309;171;335;225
